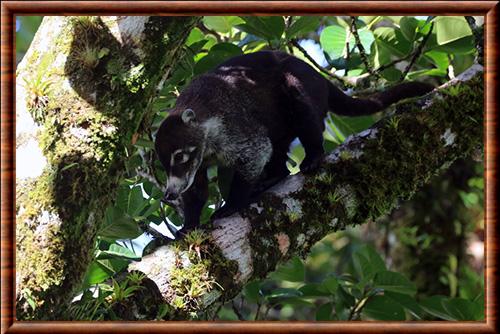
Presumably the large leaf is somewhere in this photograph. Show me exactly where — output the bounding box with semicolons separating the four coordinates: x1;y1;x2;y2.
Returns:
320;25;349;59
373;27;412;56
237;16;285;41
203;16;244;34
316;302;334;321
434;16;472;45
362;295;406;320
419;295;456;320
385;291;424;319
442;298;483;321
127;186;147;217
98;207;142;239
81;258;129;287
322;276;339;295
97;243;141;261
194;43;243;75
353;245;386;284
374;270;417;296
243;280;262;302
298;283;330;297
269;256;305;282
286;16;320;39
399;17;419;42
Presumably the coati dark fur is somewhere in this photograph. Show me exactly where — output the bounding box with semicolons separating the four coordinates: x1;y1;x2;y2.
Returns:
155;51;433;231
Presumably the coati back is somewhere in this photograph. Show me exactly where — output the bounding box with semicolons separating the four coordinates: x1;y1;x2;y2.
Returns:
155;51;433;232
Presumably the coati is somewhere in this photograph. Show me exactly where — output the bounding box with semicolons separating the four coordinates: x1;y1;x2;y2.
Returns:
154;51;433;232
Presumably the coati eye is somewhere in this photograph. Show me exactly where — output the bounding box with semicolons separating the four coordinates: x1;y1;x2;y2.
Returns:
173;151;189;165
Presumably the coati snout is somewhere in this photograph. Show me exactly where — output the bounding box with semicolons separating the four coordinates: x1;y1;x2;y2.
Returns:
154;51;434;233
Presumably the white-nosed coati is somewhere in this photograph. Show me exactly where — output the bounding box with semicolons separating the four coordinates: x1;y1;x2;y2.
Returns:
155;51;433;232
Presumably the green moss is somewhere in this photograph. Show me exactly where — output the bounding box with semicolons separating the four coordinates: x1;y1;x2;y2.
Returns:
16;16;200;320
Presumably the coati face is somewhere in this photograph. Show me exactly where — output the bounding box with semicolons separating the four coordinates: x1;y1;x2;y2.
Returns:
155;109;205;202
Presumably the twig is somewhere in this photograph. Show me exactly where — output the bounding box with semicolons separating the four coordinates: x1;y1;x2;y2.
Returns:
231;301;245;320
290;39;351;89
196;22;223;43
465;16;484;65
399;22;434;81
350;16;379;78
254;302;262;320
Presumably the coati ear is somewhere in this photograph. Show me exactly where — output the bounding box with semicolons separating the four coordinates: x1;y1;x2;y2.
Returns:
181;109;196;124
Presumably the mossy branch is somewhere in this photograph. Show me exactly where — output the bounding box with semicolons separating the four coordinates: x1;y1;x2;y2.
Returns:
15;16;200;320
127;65;484;320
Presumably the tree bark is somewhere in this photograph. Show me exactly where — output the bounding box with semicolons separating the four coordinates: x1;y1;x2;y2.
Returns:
15;16;199;320
128;64;484;320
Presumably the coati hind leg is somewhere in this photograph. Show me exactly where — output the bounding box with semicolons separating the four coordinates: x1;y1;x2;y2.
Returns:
289;99;325;173
251;149;290;196
282;71;326;174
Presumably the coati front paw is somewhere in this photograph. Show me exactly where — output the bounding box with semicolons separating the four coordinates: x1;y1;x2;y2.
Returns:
300;154;324;174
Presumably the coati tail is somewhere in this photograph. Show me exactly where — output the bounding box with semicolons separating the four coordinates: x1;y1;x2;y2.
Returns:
327;81;434;117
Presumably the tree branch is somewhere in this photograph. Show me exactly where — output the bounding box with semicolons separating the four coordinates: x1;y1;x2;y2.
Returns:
349;16;379;78
128;64;484;319
15;16;200;320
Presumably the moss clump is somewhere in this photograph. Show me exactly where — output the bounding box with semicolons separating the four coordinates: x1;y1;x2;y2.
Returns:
164;230;239;317
16;16;200;320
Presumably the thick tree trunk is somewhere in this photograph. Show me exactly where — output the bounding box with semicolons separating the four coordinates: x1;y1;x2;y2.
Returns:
15;16;199;320
128;65;484;320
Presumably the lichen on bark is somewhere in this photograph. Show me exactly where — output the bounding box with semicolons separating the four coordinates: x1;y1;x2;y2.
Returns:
16;16;199;319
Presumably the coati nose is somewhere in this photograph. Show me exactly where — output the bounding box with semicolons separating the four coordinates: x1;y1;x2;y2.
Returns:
162;191;178;203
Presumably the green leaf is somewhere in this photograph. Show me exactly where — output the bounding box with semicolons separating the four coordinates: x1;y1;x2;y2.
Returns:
81;258;129;287
139;199;161;219
353;245;387;284
298;283;330;297
424;50;449;70
127;186;146;217
185;27;205;46
381;67;403;82
237;16;285;41
99;243;140;260
98;207;142;239
320;25;349;59
265;288;302;301
434;16;472;45
373;27;412;56
243;280;262;303
134;138;154;149
374;271;417;296
385;291;424;319
362;295;406;320
419;295;456;320
269;256;305;282
337;286;355;307
442;298;482;320
316;302;333;321
399;17;419;42
203;16;244;34
426;34;474;55
322;276;339;295
286;16;320;39
194;43;243;75
357;28;374;52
